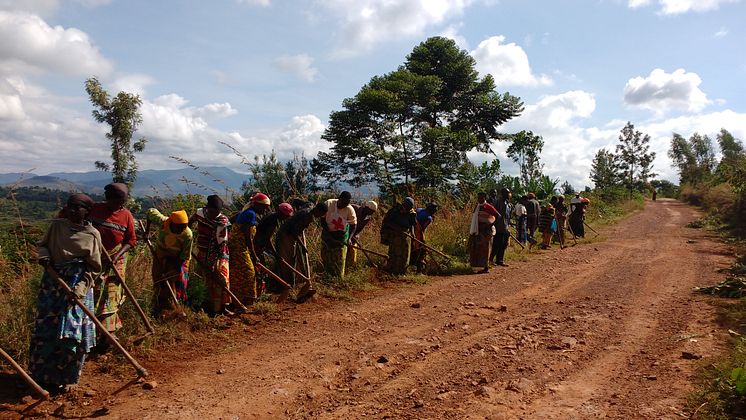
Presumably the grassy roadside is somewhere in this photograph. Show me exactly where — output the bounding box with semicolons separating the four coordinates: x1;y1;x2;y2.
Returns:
686;216;746;419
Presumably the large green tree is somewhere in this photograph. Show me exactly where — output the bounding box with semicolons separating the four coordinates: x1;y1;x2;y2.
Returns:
312;37;523;192
589;148;620;190
668;132;715;186
615;122;655;192
85;77;146;186
506;130;544;185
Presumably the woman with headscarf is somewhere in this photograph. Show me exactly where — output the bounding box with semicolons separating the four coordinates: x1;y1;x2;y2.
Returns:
228;193;270;306
89;182;136;340
381;197;416;275
29;194;102;393
469;192;498;274
190;195;232;316
539;203;557;249
146;208;193;314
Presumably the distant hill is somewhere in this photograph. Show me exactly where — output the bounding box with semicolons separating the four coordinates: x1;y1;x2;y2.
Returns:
1;167;250;197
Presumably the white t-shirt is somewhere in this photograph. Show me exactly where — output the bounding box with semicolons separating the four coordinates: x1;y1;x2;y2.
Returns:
325;199;357;232
514;203;527;217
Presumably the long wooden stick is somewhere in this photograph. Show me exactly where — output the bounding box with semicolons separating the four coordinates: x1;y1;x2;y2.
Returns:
0;348;48;400
255;261;292;289
352;241;380;269
404;232;452;261
301;232;311;278
507;230;526;249
584;221;600;237
45;266;148;378
278;257;311;282
349;242;389;259
102;251;155;334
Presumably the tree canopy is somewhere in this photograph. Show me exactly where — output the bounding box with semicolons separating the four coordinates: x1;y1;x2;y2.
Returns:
312;36;524;193
615;122;655;192
85;77;146;187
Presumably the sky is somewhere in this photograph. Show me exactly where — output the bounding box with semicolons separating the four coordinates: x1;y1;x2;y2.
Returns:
1;0;745;189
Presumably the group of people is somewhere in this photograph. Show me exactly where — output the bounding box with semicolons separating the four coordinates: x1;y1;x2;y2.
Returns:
27;183;588;393
468;189;590;273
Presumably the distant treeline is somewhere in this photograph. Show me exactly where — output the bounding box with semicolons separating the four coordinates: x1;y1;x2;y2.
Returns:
0;186;106;224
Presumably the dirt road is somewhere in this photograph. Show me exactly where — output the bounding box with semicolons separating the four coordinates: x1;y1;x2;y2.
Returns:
3;199;733;419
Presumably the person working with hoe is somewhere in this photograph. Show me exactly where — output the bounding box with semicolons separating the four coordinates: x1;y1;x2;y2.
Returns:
190;195;232;316
145;208;193;316
321;191;357;279
275;202;328;302
381;197;417;275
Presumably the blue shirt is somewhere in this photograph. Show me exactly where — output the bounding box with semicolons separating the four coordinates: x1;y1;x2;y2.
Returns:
235;208;258;226
415;208;433;230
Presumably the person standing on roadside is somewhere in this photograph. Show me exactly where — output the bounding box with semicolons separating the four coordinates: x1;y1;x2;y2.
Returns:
526;192;541;243
469;192;498;274
514;196;529;247
490;188;512;267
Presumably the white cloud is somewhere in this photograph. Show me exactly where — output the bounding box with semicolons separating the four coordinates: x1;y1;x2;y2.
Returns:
471;36;552;87
439;23;469;50
628;0;652;8
272;54;318;82
75;0;113;7
236;0;270;6
714;26;728;38
319;0;472;57
110;74;156;96
628;0;739;14
624;68;710;114
484;89;746;188
0;11;113;77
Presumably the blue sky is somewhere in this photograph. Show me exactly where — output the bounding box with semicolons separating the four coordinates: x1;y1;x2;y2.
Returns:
1;0;745;189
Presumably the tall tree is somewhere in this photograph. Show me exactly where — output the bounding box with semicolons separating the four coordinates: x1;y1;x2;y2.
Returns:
715;129;746;196
589;148;620;190
615;122;655;192
455;159;501;196
506;130;544;185
717;129;745;170
313;36;523;192
668;132;715;186
85;77;146;186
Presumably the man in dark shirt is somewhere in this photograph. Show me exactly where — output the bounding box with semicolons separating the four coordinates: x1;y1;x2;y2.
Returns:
490;188;512;267
526;192;541;241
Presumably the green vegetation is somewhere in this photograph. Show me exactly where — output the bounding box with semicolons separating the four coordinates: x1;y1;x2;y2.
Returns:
670;129;746;418
86;77;147;186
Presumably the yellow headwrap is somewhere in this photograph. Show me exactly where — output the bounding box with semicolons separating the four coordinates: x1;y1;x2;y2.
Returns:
169;210;189;224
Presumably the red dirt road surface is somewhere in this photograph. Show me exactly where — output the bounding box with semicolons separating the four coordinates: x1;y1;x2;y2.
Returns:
1;199;733;419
